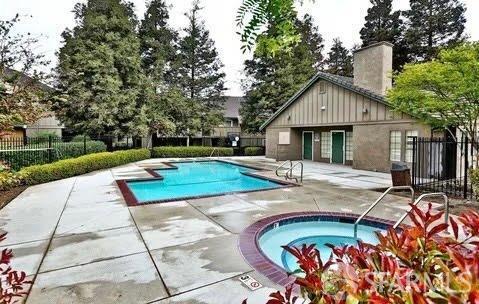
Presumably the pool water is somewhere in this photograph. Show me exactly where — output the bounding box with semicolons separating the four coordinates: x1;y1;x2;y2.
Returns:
126;161;284;203
259;220;381;273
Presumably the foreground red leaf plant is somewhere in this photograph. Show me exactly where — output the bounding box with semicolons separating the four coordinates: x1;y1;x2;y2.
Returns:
0;233;31;304
246;204;479;304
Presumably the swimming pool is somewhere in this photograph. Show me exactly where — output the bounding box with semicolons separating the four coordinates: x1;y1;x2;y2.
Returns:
117;161;289;205
239;212;392;286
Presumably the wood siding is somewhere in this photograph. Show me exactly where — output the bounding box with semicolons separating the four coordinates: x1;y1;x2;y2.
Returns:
269;80;412;127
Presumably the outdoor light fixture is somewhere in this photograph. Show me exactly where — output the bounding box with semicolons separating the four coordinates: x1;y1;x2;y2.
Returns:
321;106;326;111
362;108;369;114
287;115;291;120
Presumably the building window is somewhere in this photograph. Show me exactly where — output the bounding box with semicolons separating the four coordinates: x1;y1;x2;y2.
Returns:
405;130;418;162
345;132;353;161
319;81;326;94
390;131;402;161
321;132;330;158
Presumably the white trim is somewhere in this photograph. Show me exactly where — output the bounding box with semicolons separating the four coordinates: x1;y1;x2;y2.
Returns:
302;131;314;161
330;130;346;164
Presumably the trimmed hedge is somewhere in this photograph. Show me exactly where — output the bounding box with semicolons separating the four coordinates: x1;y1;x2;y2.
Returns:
20;149;150;185
151;146;234;158
244;146;265;156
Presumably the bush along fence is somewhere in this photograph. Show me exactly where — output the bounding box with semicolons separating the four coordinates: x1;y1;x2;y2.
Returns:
151;146;234;158
411;136;476;199
20;149;151;185
0;135;142;171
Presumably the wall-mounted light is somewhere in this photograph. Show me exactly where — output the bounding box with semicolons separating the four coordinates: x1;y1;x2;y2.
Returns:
362;108;369;114
321;106;326;111
287;115;291;120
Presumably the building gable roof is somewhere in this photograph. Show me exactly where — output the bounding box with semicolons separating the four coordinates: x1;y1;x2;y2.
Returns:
224;96;245;119
259;71;388;130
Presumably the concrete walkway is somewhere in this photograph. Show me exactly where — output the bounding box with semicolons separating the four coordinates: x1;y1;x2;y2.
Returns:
0;157;411;304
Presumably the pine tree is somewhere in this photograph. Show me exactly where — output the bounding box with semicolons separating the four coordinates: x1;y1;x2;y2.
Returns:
324;38;353;77
296;14;324;71
240;15;317;133
139;0;177;83
173;0;226;136
56;0;143;136
404;0;466;61
360;0;408;70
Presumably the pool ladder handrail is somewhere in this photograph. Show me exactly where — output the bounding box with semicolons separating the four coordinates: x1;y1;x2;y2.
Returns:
392;192;449;229
285;161;303;183
353;186;415;238
275;160;292;178
209;147;220;158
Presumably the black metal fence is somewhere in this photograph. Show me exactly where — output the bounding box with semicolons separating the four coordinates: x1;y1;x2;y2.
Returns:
411;136;475;199
151;136;265;148
0;135;142;171
1;135;265;171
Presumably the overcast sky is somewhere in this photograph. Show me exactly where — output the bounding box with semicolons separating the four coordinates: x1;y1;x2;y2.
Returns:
2;0;479;96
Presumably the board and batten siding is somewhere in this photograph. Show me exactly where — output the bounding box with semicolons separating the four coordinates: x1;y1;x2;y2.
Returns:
268;80;411;127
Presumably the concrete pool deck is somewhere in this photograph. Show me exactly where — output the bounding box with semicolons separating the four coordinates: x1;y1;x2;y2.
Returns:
0;157;417;304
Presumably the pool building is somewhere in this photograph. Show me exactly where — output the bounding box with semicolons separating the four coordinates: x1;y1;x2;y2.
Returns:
260;42;434;173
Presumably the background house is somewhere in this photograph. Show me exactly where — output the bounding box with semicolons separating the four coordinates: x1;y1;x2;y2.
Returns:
212;96;255;138
261;42;434;173
1;68;63;139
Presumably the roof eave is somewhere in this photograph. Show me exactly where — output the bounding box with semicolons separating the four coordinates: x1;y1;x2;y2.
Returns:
259;73;388;131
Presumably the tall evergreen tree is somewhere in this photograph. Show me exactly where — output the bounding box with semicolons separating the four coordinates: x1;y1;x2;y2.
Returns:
240;15;317;133
324;38;353;77
174;0;226;136
296;14;324;71
139;0;177;83
56;0;143;136
360;0;408;70
404;0;466;61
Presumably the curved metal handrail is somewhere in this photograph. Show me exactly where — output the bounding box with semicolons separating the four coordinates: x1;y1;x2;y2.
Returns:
353;186;415;238
209;147;219;158
275;160;292;177
392;192;449;229
285;161;304;183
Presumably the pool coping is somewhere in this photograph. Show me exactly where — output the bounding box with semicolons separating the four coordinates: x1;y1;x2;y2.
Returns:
116;159;298;206
238;212;398;287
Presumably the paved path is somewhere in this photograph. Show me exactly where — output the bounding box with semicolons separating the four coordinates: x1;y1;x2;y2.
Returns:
0;157;411;304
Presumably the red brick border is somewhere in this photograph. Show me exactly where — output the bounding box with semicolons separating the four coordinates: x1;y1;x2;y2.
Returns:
238;212;397;287
116;160;298;207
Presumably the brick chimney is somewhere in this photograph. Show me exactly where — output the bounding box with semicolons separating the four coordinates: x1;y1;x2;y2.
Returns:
353;41;393;96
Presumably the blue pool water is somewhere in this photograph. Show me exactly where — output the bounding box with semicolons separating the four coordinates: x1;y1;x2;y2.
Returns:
259;220;381;273
127;161;284;203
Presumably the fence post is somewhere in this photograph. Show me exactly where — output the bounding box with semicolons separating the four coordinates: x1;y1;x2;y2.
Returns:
48;135;53;163
83;135;87;155
464;136;469;199
412;137;417;187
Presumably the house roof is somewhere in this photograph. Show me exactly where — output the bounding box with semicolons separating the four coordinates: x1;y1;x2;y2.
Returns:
259;71;388;131
2;67;54;93
224;96;245;118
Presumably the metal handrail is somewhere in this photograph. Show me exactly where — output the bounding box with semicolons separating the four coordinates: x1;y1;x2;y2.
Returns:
275;160;292;177
285;161;304;183
209;147;219;158
392;193;449;229
354;186;415;238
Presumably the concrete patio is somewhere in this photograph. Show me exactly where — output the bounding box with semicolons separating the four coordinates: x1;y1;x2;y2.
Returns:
0;157;414;304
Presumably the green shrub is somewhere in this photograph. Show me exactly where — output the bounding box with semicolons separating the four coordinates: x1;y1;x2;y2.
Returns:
470;168;479;195
0;171;23;191
0;161;24;191
20;149;150;185
244;146;264;156
71;135;91;142
151;146;234;158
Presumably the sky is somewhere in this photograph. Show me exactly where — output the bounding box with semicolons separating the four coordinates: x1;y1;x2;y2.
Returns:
2;0;479;96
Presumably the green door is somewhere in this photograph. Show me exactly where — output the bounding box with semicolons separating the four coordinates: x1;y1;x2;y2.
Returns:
331;132;344;164
303;132;313;160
